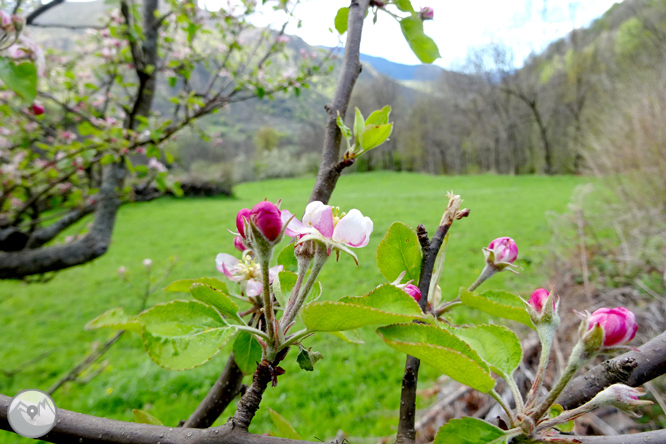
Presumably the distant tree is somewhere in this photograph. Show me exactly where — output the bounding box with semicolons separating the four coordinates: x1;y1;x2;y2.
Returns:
0;0;321;279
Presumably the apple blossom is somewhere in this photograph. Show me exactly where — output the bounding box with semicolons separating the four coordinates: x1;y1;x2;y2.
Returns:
31;102;45;116
587;307;638;347
281;201;373;263
528;288;556;314
236;208;251;239
234;236;246;252
216;252;282;297
249;201;283;242
143;258;152;268
390;271;421;302
483;236;519;273
419;6;434;20
147;158;168;173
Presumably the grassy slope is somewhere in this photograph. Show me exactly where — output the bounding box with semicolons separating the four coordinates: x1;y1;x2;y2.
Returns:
0;172;587;443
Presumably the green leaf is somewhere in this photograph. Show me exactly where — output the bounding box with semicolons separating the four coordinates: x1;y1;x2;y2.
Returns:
139;300;234;370
164;277;228;293
353;107;365;145
550;404;575;432
377;323;495;392
304;281;322;304
190;283;240;321
434;418;505;444
233;331;263;375
77;121;98;136
277;244;298;273
334;7;349;34
168;76;177;87
268;408;302;440
296;347;323;371
273;270;297;308
132;409;163;426
376;222;422;282
452;325;523;377
365;105;391;126
302;285;423;332
399;16;441;64
394;0;414;13
336;112;352;151
328;330;364;344
0;58;37;102
360;123;393;152
85;307;142;334
460;288;534;329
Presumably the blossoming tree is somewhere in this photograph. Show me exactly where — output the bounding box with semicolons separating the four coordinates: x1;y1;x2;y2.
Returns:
2;1;666;444
0;0;323;279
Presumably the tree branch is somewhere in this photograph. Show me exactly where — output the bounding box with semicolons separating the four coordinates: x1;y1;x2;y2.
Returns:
557;331;666;410
25;0;64;25
0;162;125;279
25;204;96;249
0;393;315;444
309;0;369;204
183;354;246;428
395;219;455;444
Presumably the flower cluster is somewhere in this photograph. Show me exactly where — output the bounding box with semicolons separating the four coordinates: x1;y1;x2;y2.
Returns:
281;201;373;263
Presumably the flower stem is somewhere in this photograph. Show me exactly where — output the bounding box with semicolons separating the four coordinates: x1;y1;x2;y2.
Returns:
491;389;516;427
258;252;277;358
468;263;497;292
280;254;311;328
506;374;525;413
525;329;555;410
530;340;587;422
281;243;328;328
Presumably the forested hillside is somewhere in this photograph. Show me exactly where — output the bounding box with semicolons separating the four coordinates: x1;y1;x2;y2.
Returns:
28;0;666;181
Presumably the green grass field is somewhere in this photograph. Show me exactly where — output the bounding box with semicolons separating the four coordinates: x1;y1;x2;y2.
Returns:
0;172;589;443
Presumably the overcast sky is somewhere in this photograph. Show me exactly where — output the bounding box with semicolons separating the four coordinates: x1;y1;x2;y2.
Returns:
205;0;620;69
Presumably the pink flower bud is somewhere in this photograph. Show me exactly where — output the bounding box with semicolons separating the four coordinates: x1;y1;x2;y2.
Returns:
233;236;246;252
528;288;555;313
419;7;434;20
31;102;45;116
487;236;518;265
403;284;421;302
587;307;638;346
249;201;283;242
236;208;251;239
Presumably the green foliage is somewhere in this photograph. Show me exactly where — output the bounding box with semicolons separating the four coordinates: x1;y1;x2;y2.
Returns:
132;409;164;425
0;173;587;439
376;222;422;282
394;0;415;13
452;325;522;377
273;270;298;307
0;57;37;102
376;323;495;392
549;404;575;432
85;307;142;334
233;331;263;375
460;288;534;329
268;408;302;439
615;17;650;56
189;283;240;321
296;347;323;371
399;17;441;64
302;284;423;332
334;7;349;34
277;244;298;273
433;417;505;444
139;300;235;370
164;277;228;293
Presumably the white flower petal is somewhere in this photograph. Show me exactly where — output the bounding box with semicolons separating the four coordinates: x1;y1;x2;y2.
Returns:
332;209;373;248
246;279;263;297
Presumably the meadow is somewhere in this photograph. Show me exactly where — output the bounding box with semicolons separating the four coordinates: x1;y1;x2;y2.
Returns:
0;172;589;443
